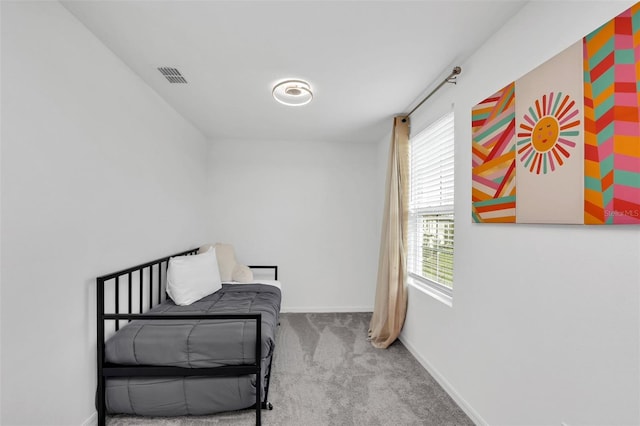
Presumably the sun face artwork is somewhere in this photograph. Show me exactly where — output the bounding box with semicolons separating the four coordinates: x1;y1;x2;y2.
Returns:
516;40;585;224
517;93;581;175
472;1;640;225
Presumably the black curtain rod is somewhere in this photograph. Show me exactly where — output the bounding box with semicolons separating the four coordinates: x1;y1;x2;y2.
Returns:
403;66;462;122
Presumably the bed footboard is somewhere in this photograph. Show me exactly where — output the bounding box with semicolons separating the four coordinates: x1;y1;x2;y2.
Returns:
96;248;273;426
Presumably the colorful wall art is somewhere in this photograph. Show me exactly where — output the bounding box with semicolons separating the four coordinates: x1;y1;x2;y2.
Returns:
583;4;640;224
472;2;640;224
471;83;516;223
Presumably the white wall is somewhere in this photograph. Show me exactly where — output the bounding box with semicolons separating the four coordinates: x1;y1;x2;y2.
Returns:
207;138;380;312
0;2;210;425
400;2;640;425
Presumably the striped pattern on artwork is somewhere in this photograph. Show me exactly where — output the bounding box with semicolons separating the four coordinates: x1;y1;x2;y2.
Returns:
583;3;640;224
471;83;516;223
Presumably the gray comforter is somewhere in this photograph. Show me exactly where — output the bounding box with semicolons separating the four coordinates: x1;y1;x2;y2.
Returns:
106;283;281;367
104;283;281;416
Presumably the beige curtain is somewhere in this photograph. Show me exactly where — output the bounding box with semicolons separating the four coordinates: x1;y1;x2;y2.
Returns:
368;116;410;349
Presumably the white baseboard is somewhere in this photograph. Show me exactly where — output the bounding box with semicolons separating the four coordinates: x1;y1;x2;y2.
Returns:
281;306;373;313
81;411;97;426
399;336;487;426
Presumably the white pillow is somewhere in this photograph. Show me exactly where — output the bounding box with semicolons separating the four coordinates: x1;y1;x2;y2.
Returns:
198;243;214;254
167;248;222;306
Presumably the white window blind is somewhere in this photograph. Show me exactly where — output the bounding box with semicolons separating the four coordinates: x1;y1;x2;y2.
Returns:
408;112;455;290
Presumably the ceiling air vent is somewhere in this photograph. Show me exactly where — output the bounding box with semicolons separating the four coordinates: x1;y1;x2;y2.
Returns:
158;67;187;84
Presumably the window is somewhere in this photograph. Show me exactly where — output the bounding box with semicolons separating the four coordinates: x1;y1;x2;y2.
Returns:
407;112;455;296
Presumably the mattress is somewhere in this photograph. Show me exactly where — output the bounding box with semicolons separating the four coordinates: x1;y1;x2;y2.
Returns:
222;279;281;289
104;283;281;416
105;363;270;416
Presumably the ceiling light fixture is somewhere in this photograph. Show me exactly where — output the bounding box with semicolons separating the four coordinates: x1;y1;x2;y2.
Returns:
272;79;313;106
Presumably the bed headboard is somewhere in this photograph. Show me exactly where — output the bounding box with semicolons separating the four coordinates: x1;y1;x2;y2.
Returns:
97;247;199;333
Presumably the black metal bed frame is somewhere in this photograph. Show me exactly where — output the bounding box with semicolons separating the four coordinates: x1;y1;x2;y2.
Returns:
96;248;279;426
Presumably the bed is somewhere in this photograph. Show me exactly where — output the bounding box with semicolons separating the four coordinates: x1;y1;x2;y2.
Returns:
96;247;281;426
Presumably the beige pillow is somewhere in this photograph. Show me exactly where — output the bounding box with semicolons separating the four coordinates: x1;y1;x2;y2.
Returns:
198;243;247;282
213;243;237;282
232;264;254;283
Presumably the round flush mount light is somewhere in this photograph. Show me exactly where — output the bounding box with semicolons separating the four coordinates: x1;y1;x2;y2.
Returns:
272;79;313;106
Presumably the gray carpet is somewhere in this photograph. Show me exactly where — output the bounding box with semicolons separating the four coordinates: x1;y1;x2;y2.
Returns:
108;312;473;425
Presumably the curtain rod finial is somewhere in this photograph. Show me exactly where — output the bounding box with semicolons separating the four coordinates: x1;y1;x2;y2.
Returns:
453;66;462;75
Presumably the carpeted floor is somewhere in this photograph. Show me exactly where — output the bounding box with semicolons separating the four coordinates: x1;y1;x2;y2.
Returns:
108;312;473;425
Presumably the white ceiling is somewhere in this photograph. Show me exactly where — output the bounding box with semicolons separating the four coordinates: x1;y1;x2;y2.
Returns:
62;0;526;143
